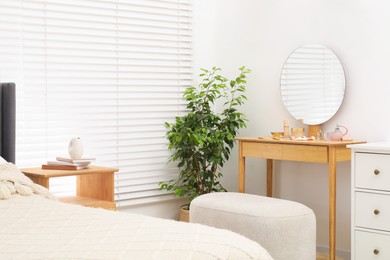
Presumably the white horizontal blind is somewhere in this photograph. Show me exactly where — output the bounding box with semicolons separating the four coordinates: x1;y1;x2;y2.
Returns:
0;0;192;207
281;44;345;125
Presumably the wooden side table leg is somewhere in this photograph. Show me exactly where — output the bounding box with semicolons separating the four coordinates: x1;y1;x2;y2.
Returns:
267;159;273;197
238;141;246;193
77;172;115;201
328;147;336;260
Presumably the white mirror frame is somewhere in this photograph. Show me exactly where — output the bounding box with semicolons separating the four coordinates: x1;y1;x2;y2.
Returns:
280;44;346;125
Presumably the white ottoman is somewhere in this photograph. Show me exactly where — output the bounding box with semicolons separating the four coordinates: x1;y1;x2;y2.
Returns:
190;192;316;260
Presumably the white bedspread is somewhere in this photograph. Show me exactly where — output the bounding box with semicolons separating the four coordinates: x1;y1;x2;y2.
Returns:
0;195;272;260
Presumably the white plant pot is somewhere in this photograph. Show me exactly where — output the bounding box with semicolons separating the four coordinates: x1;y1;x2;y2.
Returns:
68;137;84;159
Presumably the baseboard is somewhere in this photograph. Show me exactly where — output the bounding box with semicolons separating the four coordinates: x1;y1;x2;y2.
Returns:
317;245;351;260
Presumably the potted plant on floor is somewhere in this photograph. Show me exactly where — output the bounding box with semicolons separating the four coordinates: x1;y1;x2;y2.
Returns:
160;66;250;221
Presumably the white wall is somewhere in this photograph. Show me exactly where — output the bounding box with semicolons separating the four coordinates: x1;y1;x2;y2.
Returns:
192;0;217;74
203;0;390;252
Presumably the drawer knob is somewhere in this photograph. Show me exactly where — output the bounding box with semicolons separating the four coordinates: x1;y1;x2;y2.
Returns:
374;169;380;175
374;249;380;255
374;209;380;215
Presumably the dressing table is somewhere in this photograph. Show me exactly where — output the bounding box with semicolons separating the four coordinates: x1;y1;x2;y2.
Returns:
237;137;365;260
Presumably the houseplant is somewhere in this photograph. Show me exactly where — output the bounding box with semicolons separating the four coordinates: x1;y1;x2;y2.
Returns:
160;66;250;218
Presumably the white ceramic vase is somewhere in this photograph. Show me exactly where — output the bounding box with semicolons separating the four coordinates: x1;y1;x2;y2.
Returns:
68;137;84;159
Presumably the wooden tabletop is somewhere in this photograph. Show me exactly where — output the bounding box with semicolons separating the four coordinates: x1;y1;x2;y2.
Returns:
21;165;119;178
236;137;366;147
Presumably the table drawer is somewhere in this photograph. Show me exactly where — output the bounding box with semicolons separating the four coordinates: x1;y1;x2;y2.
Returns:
355;192;390;231
282;144;327;163
242;142;283;160
355;230;390;260
355;152;390;191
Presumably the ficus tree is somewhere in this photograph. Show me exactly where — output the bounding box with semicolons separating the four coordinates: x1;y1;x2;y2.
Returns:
160;66;250;209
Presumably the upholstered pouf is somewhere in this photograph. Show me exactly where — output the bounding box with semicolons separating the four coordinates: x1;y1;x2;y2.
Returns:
190;192;316;260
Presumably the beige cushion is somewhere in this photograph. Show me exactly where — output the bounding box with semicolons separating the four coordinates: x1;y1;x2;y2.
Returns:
190;192;316;260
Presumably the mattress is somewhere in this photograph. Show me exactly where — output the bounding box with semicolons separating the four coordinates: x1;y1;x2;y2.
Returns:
0;195;273;260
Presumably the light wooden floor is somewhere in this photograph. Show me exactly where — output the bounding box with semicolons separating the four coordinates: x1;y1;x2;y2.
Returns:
316;252;344;260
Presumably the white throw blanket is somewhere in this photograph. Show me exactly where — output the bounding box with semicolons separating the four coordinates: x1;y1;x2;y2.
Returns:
0;163;56;200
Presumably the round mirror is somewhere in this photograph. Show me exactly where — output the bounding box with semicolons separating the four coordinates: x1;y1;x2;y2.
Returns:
280;44;346;125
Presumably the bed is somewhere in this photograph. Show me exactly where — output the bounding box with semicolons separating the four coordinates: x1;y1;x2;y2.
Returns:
0;83;273;260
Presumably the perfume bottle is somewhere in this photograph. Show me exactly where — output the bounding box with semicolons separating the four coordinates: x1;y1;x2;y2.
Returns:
331;126;343;141
329;125;348;141
316;128;324;140
283;120;289;138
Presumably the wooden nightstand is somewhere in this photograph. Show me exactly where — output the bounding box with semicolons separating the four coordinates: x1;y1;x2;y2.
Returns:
21;166;118;211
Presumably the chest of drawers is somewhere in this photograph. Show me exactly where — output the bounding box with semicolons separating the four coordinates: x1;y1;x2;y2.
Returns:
349;143;390;260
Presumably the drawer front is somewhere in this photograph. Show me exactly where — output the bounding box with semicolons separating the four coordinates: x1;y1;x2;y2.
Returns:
355;230;390;260
355;192;390;231
355;152;390;191
242;142;283;160
282;145;327;163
